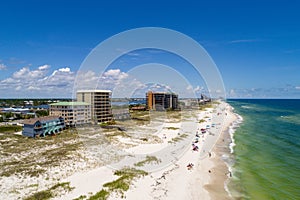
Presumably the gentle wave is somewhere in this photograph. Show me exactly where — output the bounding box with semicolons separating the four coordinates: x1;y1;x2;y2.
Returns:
223;112;244;199
229;114;243;154
227;99;300;199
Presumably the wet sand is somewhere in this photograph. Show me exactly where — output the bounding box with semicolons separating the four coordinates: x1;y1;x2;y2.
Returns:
204;106;237;200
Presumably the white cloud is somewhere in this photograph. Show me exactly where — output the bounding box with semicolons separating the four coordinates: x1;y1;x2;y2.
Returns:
0;65;76;97
75;69;146;98
194;86;204;93
228;39;261;44
12;66;48;80
12;67;30;78
58;67;71;72
186;85;193;91
38;64;50;70
227;85;300;98
0;63;7;70
15;86;22;91
102;69;128;79
74;69;134;96
229;89;236;96
185;85;205;94
28;86;40;91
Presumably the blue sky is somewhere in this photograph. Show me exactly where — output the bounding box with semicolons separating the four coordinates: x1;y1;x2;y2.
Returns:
0;0;300;98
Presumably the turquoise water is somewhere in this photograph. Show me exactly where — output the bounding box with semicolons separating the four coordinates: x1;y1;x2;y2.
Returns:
227;99;300;200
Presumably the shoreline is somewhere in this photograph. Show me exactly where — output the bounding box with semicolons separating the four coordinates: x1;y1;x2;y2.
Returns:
204;104;238;200
56;101;238;200
1;101;239;200
124;102;238;200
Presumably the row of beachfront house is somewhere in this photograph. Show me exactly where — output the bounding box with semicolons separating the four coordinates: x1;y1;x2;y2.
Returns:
22;90;181;137
22;90;113;137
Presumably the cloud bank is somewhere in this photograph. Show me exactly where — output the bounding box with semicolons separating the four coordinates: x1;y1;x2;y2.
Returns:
1;64;299;99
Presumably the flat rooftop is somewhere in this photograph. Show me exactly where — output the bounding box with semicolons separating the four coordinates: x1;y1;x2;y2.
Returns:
50;102;90;106
77;90;112;93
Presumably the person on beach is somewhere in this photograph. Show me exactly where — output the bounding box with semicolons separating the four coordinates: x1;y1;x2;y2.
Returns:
187;163;194;170
225;171;232;177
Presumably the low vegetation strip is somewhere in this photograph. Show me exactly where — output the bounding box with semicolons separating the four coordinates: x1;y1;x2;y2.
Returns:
199;119;206;123
23;182;74;200
87;190;109;200
87;167;148;199
0;125;22;133
0;129;82;178
168;133;189;144
134;156;161;167
164;127;179;130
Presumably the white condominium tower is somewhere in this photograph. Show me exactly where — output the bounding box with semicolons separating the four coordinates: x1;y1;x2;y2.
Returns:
76;90;113;123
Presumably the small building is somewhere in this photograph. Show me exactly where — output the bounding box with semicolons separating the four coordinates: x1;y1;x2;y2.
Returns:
49;102;91;127
130;106;147;111
22;116;65;137
112;108;130;120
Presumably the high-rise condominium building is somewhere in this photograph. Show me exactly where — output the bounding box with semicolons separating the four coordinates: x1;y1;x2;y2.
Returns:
76;90;113;122
146;91;179;111
49;102;91;126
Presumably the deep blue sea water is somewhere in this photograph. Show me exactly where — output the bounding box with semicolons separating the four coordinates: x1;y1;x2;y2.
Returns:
227;99;300;200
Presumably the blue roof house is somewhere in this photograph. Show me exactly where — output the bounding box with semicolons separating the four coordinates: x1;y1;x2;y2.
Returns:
22;116;65;137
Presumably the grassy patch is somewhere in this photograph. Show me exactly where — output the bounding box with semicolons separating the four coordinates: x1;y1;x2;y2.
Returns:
28;184;39;188
50;182;74;191
0;129;83;177
164;127;179;130
130;111;150;122
166;111;181;119
23;190;53;200
198;119;206;123
199;102;215;110
168;133;189;144
73;195;87;200
134;156;161;167
139;137;148;142
24;182;74;200
104;130;129;138
0;125;22;133
100;120;116;127
102;168;148;197
88;189;109;200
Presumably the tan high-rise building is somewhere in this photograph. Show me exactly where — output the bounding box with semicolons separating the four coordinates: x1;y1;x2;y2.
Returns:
76;90;113;122
50;102;91;126
146;91;179;111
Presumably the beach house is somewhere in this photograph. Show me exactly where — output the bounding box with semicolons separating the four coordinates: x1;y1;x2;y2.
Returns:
22;116;65;137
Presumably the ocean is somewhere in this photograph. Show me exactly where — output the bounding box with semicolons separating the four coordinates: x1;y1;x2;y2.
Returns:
226;99;300;200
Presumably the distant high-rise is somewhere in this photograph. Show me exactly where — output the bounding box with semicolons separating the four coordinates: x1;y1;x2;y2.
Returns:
77;90;112;122
146;91;178;111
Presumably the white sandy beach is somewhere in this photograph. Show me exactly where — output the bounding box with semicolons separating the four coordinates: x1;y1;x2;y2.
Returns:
52;101;237;200
0;101;237;200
